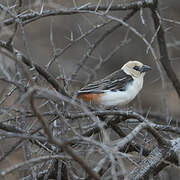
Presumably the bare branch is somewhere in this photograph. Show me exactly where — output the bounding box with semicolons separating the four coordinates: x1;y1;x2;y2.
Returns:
0;40;69;97
125;138;180;180
1;1;154;27
151;3;180;98
0;155;71;177
30;90;101;180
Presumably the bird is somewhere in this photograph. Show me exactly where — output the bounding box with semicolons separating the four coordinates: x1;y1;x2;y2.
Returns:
77;61;151;107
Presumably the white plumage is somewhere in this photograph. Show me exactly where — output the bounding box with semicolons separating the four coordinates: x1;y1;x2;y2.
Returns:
100;75;144;106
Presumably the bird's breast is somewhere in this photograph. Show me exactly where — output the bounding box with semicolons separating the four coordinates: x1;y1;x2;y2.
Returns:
100;77;143;106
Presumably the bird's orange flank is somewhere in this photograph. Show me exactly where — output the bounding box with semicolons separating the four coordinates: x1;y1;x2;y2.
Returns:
77;93;103;104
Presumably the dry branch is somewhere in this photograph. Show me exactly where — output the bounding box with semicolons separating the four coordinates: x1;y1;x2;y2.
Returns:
151;1;180;98
1;1;154;27
0;41;69;97
29;90;101;180
126;138;180;180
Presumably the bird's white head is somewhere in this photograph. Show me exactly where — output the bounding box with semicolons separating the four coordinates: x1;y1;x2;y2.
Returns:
121;61;151;78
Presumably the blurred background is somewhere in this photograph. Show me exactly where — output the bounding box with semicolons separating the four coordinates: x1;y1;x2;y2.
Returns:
0;0;180;179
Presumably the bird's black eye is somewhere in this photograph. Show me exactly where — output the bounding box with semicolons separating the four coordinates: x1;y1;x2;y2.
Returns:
133;66;140;71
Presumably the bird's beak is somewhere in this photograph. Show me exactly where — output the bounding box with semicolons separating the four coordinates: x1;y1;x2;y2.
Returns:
140;65;152;73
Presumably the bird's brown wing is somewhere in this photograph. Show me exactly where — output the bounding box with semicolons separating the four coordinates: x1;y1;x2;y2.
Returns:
77;69;133;95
